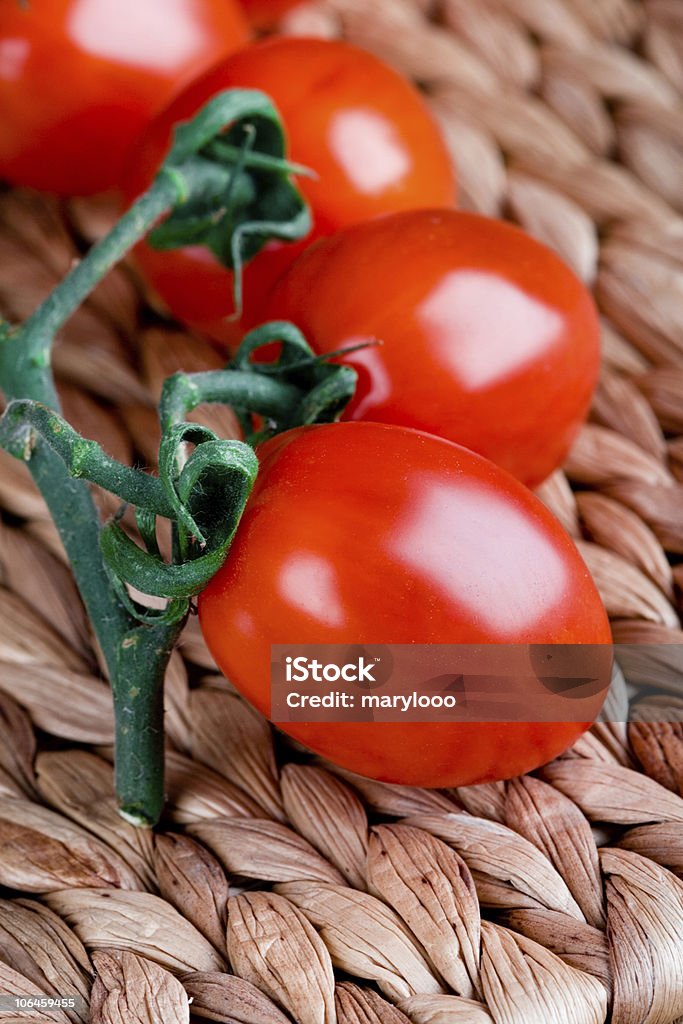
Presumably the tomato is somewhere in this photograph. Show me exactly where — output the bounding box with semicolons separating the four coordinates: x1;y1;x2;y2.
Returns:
239;0;304;29
263;209;601;487
0;0;250;196
199;422;611;788
124;36;456;346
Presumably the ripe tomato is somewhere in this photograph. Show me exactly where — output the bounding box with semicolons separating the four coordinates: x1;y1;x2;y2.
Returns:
0;0;249;196
263;209;601;487
124;36;456;346
199;422;612;788
239;0;304;29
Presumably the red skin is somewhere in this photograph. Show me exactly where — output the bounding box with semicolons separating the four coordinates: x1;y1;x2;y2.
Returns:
264;209;601;487
199;422;612;788
239;0;304;29
0;0;249;196
124;36;456;346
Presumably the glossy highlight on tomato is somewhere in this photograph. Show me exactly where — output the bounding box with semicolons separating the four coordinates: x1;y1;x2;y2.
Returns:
125;36;456;346
199;422;612;787
264;209;601;487
0;0;250;196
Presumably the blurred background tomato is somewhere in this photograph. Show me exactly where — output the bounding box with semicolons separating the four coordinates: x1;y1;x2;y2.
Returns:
0;0;250;195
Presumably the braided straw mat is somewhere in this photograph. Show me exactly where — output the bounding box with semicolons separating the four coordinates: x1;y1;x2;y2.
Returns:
0;1;683;1022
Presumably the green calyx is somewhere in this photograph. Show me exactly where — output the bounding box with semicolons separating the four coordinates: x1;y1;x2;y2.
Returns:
161;321;359;442
149;89;312;314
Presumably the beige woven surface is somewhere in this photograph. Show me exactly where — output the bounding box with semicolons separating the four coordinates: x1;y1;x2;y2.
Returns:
0;1;683;1022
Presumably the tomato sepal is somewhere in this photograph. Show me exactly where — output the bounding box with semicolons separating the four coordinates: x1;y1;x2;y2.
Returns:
160;321;359;442
148;88;312;315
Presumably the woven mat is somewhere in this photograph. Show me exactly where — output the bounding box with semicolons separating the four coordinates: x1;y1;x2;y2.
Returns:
0;1;682;1022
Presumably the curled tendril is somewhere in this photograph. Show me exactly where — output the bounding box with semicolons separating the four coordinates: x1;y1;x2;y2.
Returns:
100;436;258;604
157;422;220;548
105;559;190;627
135;506;161;559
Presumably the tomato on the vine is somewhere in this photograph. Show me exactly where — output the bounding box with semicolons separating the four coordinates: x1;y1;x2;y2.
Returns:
199;422;611;788
124;36;456;346
0;0;250;196
263;209;601;487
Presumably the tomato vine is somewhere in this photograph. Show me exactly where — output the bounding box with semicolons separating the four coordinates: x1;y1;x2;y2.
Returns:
0;89;353;827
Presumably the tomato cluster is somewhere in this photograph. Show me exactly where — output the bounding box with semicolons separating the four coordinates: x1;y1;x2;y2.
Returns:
3;3;611;786
123;35;457;346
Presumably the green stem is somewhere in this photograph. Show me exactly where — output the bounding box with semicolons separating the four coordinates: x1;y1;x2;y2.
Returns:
0;174;179;407
114;620;184;827
27;447;134;673
0;400;175;518
160;369;303;432
0;174;186;826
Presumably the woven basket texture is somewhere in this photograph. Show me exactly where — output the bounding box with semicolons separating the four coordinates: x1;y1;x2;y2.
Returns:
0;1;683;1022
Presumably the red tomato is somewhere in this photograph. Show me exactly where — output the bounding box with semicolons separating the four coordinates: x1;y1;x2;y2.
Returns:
239;0;304;29
0;0;249;196
124;36;456;346
199;422;611;787
263;209;601;487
